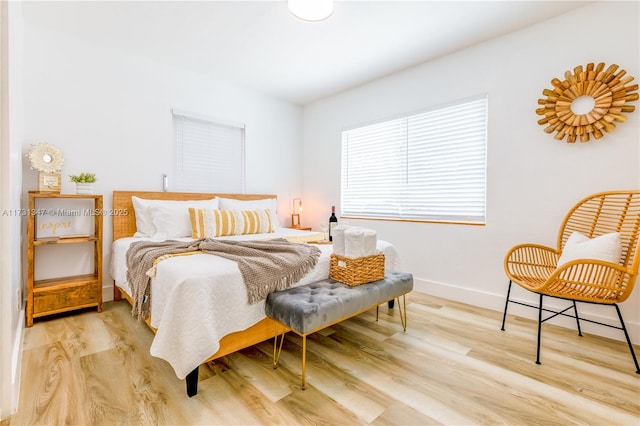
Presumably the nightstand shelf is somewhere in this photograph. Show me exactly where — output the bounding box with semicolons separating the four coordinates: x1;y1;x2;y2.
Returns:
27;192;103;326
33;273;99;290
33;236;98;245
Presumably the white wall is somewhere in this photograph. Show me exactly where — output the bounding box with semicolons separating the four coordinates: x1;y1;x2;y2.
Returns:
22;23;304;301
302;1;640;342
0;0;24;419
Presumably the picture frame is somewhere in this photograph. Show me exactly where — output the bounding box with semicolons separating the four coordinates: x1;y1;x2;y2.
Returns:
37;172;62;193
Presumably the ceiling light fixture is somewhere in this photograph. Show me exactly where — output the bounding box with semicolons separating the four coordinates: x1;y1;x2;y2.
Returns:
288;0;334;22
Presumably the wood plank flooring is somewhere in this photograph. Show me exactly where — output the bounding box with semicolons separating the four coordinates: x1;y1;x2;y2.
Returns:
9;292;640;425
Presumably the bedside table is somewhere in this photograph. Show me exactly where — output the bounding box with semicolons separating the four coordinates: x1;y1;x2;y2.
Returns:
290;226;312;231
26;192;103;326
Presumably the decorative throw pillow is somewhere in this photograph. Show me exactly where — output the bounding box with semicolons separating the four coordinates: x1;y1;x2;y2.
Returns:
557;231;623;266
190;208;274;238
238;209;274;235
216;197;279;228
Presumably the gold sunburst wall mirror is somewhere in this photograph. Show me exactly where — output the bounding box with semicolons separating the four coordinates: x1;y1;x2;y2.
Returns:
536;62;638;143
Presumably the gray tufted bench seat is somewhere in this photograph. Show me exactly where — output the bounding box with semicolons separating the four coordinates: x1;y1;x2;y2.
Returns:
265;271;413;389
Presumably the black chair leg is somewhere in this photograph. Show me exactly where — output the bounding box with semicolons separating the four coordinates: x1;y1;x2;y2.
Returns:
500;280;513;331
573;301;582;336
614;304;640;374
536;294;543;365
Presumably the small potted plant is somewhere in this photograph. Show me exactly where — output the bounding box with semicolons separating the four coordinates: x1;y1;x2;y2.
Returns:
69;172;97;194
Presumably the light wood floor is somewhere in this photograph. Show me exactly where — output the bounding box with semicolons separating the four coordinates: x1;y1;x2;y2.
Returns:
8;292;640;425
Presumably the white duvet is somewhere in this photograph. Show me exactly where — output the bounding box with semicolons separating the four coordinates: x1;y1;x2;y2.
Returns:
110;228;401;379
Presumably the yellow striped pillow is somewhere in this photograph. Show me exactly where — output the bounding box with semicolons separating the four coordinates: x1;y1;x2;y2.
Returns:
239;209;274;235
189;208;274;238
189;209;237;238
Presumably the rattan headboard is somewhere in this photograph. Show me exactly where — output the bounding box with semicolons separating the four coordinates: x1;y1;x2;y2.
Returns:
112;191;277;241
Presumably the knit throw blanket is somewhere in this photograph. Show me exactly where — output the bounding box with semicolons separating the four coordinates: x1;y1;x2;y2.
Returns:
126;238;321;320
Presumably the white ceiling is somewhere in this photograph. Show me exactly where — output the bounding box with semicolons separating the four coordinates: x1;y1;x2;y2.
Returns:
22;1;592;105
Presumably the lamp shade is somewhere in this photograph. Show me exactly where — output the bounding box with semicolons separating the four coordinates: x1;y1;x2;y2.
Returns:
288;0;334;22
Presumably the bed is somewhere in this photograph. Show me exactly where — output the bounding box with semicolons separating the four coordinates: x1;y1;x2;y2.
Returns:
110;190;401;396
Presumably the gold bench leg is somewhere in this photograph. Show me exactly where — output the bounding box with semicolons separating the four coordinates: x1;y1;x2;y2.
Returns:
272;325;308;390
398;294;408;331
273;323;285;369
301;334;307;390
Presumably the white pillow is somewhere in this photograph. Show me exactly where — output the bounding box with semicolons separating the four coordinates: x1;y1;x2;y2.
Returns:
150;201;219;239
217;197;279;228
131;196;155;237
557;231;623;267
131;196;218;237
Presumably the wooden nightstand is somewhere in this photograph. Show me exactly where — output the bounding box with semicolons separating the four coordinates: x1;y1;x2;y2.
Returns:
26;191;103;326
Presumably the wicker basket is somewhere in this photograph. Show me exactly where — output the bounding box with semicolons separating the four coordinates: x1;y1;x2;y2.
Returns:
329;253;385;286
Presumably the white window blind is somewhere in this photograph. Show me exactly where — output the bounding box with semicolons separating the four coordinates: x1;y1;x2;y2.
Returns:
341;95;487;223
173;110;245;193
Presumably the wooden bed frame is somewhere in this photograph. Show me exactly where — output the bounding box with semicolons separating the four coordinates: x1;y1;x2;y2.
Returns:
112;190;289;396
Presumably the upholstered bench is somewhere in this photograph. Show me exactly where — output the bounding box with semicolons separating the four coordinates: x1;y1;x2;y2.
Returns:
265;271;413;389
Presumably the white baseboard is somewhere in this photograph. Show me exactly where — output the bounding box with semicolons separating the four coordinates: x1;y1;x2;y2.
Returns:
102;282;115;303
413;277;640;345
11;305;24;414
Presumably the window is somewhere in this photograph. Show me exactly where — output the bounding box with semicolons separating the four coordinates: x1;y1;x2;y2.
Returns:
341;95;487;224
172;109;245;193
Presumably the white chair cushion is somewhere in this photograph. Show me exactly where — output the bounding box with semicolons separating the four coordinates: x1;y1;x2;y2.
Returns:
557;231;622;266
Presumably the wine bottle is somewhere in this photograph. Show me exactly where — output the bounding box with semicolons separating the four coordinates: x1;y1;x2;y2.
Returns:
328;206;338;241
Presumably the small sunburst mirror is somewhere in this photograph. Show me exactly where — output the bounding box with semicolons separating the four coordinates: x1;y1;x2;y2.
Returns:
27;142;64;173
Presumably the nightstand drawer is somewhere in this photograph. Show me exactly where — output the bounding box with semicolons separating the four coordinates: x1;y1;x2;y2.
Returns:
33;283;100;315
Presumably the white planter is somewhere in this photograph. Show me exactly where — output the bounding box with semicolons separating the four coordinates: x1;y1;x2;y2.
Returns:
75;182;94;194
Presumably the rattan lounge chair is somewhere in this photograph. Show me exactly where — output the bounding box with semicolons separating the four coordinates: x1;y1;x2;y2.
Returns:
501;190;640;373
